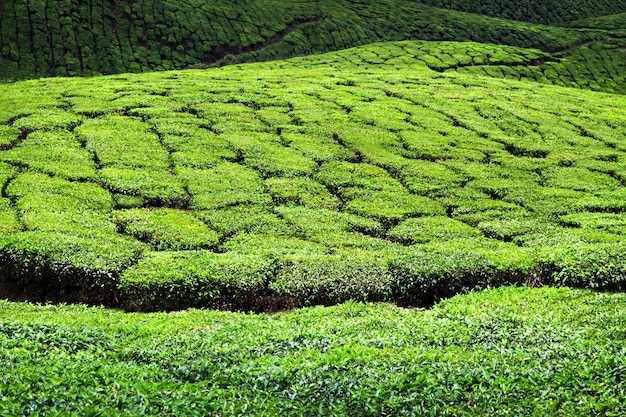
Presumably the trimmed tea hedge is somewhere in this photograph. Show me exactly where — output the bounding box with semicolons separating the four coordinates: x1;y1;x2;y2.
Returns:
119;251;275;311
0;232;145;303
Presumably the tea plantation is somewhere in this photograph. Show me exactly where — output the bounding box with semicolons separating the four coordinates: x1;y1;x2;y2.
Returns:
1;287;625;415
2;3;626;415
1;40;626;312
2;0;626;81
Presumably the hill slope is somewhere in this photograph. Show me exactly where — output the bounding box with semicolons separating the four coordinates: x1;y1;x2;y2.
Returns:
1;41;626;311
1;0;621;82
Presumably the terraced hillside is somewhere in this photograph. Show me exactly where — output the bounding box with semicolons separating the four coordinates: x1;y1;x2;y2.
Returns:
1;0;624;82
1;41;626;311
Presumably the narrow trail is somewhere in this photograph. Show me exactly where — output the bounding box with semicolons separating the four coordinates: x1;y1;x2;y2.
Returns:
202;17;323;65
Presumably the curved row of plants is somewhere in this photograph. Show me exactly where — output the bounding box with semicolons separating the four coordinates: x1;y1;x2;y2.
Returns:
1;41;626;311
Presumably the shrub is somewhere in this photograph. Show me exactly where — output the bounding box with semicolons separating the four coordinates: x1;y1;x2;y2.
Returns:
535;243;626;290
388;216;482;244
17;195;117;235
344;190;446;224
224;132;318;177
0;131;98;180
542;166;622;192
315;161;404;195
113;208;220;250
477;216;557;241
100;168;188;208
0;231;146;303
178;163;272;210
6;172;114;211
221;233;328;256
0;125;19;149
0;162;16;186
119;251;275;311
275;206;384;236
271;253;393;307
265;176;341;209
76;116;170;170
12;109;82;131
0;199;20;234
388;249;496;306
196;205;296;236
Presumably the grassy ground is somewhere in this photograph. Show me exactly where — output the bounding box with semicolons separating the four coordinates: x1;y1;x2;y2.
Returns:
1;286;625;416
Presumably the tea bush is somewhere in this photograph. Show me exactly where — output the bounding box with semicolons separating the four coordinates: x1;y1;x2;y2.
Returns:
113;208;220;251
0;288;625;414
0;231;145;303
272;252;394;306
119;251;275;311
1;0;620;83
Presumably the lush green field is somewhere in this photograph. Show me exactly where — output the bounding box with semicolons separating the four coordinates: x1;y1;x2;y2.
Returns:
1;40;626;311
2;0;625;82
2;4;626;415
0;286;624;416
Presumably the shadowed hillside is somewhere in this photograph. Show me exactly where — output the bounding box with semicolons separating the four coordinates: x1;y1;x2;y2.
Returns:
1;0;622;82
414;0;626;24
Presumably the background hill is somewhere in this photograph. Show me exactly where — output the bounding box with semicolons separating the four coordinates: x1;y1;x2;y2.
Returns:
1;0;625;82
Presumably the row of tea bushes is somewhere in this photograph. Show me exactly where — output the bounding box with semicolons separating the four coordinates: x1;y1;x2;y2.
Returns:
1;286;625;415
115;243;626;311
414;0;626;24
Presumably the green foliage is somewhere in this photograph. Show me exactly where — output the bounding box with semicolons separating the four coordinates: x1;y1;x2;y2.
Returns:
6;172;113;211
221;233;329;256
275;206;384;237
282;130;358;162
225;132;318;177
536;243;626;290
1;0;621;83
113;208;220;251
196;205;296;237
12;109;82;131
388;216;482;244
100;168;188;208
389;248;499;306
0;125;19;149
265;176;340;209
0;288;626;415
0;198;21;234
1;40;626;311
0;131;97;180
0;231;145;303
343;190;445;224
179;163;272;210
119;251;275;311
76;116;170;170
271;253;393;306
